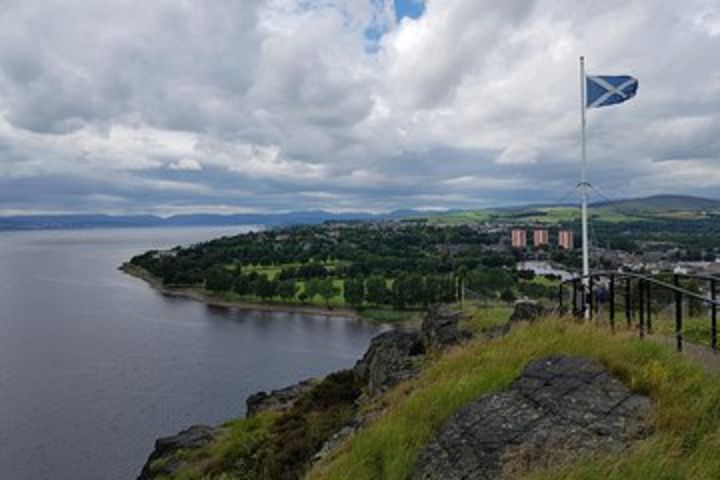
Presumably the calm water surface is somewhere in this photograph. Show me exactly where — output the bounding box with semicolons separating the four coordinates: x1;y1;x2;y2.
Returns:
0;227;385;480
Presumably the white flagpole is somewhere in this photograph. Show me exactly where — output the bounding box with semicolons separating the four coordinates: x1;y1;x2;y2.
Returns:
579;56;591;320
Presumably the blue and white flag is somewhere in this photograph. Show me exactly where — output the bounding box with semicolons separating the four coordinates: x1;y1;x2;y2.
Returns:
586;75;638;108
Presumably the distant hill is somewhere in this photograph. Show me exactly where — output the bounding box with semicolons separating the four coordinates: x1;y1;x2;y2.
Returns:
593;195;720;214
2;195;718;231
427;194;720;224
0;210;430;231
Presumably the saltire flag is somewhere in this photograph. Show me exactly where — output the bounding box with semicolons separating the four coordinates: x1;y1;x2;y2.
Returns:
586;75;638;108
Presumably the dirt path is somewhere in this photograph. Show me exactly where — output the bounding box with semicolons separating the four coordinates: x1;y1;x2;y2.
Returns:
648;334;720;373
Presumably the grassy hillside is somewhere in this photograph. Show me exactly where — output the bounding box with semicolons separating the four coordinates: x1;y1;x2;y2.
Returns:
430;194;720;225
311;318;720;480
597;194;720;214
151;309;720;479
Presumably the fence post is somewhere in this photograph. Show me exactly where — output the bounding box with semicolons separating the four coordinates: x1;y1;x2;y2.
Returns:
638;280;645;339
609;274;615;331
588;275;594;320
572;280;578;316
625;277;632;328
646;279;652;333
674;274;683;353
559;283;564;312
712;278;717;352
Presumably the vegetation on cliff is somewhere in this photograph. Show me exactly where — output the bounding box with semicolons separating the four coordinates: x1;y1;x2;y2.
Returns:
311;319;720;480
147;371;362;480
144;305;720;479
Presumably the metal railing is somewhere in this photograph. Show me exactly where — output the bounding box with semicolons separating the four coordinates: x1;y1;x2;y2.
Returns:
559;271;720;352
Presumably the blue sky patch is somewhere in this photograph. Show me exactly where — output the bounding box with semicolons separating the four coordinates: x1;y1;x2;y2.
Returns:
394;0;425;21
364;0;425;49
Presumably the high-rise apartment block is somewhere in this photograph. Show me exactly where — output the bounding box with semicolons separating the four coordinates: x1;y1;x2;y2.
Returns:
533;229;549;247
511;229;527;248
558;230;574;250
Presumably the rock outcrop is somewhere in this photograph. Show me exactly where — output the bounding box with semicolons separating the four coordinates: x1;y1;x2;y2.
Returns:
420;305;472;351
246;378;318;417
137;425;218;480
413;356;650;480
353;306;472;396
139;306;477;477
509;299;546;323
353;330;425;396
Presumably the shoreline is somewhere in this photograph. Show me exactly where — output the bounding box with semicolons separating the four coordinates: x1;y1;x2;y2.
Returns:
120;263;378;321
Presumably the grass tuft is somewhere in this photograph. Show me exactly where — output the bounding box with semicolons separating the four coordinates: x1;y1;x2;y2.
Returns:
310;317;720;480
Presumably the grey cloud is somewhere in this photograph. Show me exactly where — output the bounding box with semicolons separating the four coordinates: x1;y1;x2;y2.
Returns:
0;0;718;214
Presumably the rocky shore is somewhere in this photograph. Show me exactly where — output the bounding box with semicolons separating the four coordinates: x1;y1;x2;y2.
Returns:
137;305;472;479
137;301;651;480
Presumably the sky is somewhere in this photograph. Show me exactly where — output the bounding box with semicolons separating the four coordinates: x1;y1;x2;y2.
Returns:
0;0;719;215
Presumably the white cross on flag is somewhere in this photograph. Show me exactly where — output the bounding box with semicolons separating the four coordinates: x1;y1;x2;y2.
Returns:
586;75;639;108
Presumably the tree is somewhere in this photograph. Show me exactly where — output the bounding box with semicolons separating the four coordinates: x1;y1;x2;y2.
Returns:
366;276;388;305
233;274;252;295
391;274;420;308
500;289;517;303
304;278;319;299
466;268;514;298
344;278;365;306
277;279;298;301
253;275;277;299
317;278;341;306
298;262;329;279
205;266;233;292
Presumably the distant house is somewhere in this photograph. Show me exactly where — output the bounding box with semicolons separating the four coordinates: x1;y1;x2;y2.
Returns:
673;265;689;275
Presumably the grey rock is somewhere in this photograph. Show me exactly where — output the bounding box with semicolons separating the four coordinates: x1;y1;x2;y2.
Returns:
137;425;218;479
246;378;318;417
413;356;650;480
510;300;546;323
313;424;359;463
420;305;473;351
354;330;425;396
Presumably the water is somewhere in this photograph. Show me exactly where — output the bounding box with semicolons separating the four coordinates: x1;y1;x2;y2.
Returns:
0;227;384;480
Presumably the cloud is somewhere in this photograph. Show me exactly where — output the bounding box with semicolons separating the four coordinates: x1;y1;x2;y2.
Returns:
167;158;203;171
0;0;718;214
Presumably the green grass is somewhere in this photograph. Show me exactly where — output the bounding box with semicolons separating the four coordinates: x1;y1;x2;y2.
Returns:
164;370;362;480
310;318;720;480
165;413;278;480
199;279;348;309
242;261;346;281
458;303;512;333
426;205;659;225
532;275;562;287
652;313;717;348
429;210;494;224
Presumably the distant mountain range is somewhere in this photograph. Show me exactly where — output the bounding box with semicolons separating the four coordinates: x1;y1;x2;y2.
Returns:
1;195;717;231
0;209;428;231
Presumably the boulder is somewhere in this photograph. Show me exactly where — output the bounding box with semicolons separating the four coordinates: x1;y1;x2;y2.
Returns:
420;305;472;351
413;356;650;480
246;378;318;417
354;330;425;396
137;425;218;479
509;299;546;323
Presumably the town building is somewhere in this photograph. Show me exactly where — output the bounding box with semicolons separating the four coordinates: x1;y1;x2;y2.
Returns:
534;229;549;247
558;230;574;250
511;229;527;248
